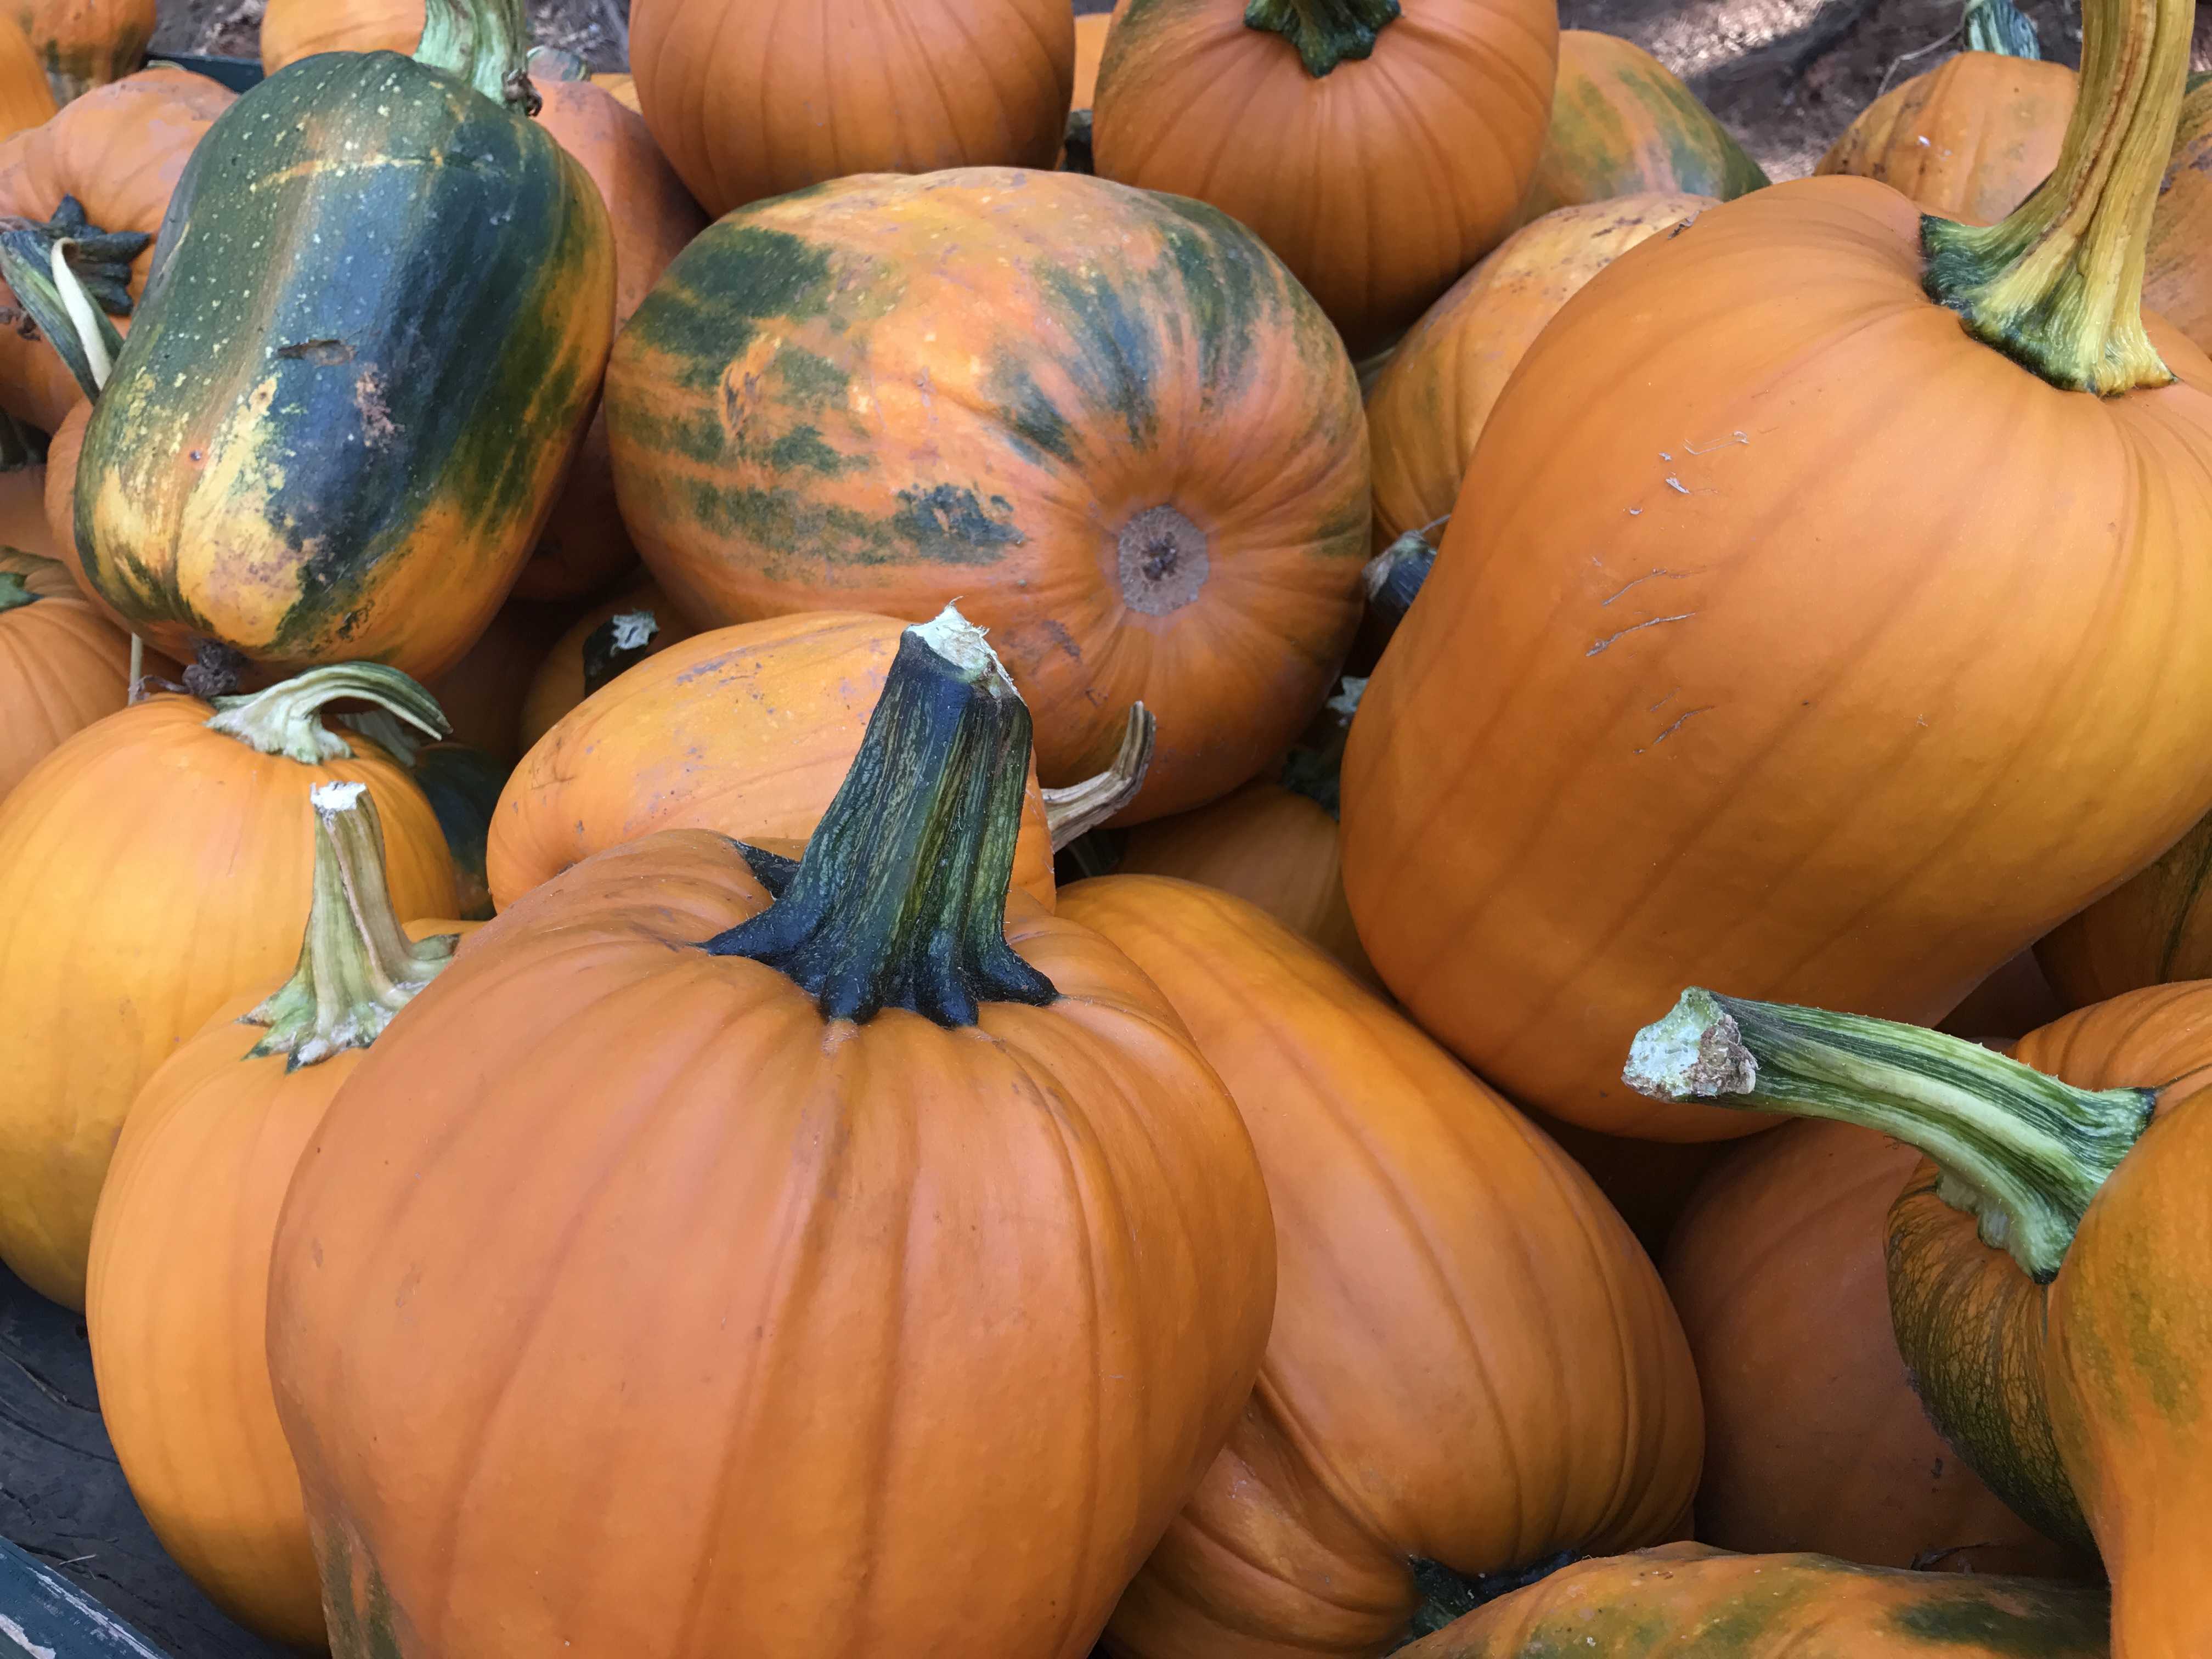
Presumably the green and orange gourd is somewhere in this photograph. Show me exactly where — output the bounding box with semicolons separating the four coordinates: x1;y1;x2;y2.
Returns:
267;607;1276;1657
1091;0;1559;356
72;0;614;682
8;0;151;105
605;168;1370;822
1060;876;1701;1657
86;781;465;1649
1628;980;2212;1657
1342;0;2212;1139
0;663;456;1307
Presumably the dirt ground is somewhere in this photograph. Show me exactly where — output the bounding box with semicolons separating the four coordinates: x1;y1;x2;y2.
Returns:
145;0;2134;182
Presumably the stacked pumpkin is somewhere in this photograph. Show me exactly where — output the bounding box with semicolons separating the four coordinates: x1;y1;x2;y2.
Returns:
12;0;2212;1651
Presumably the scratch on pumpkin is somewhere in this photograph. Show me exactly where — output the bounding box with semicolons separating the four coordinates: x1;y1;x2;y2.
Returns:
1587;613;1694;657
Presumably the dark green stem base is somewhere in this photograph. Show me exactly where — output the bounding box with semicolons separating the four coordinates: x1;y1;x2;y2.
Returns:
1244;0;1401;76
703;608;1058;1028
580;610;659;699
0;569;35;613
1363;531;1436;641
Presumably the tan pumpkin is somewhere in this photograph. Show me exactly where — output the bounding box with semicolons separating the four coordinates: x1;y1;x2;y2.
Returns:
1366;191;1714;552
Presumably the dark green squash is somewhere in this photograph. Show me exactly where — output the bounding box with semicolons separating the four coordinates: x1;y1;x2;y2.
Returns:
71;0;614;685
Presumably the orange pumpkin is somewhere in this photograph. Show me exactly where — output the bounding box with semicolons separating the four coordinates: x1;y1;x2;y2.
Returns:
1072;10;1109;110
86;781;464;1648
1340;0;2212;1139
2038;814;2212;1008
267;610;1275;1657
606;168;1370;822
1116;779;1374;983
0;67;234;434
1396;1543;2109;1658
488;612;1059;913
516;582;696;750
0;544;139;798
0;665;456;1307
590;70;637;112
511;68;707;603
1665;1118;2085;1575
1519;31;1767;222
1626;979;2212;1658
421;596;578;765
630;0;1074;217
1365;191;1714;552
1062;876;1701;1657
259;0;422;73
1815;51;2077;228
0;12;53;137
2142;75;2212;353
7;0;150;104
1092;0;1558;357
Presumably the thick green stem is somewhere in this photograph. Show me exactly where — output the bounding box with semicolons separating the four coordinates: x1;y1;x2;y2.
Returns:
416;0;538;111
703;605;1058;1027
1244;0;1400;76
1624;989;2154;1280
1363;531;1436;642
1963;0;2041;57
205;663;451;765
580;610;659;699
1922;0;2190;393
1042;703;1156;849
243;782;457;1069
0;569;36;612
0;200;146;403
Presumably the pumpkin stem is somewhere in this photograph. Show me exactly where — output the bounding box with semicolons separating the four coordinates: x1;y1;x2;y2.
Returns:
1963;0;2042;56
1244;0;1401;76
1280;675;1366;817
1363;530;1437;645
1042;703;1157;849
0;201;142;402
339;707;430;769
416;0;539;112
1624;988;2155;1281
206;663;452;766
0;567;37;613
1062;109;1096;174
580;610;659;699
1921;0;2188;393
244;782;458;1069
703;604;1058;1027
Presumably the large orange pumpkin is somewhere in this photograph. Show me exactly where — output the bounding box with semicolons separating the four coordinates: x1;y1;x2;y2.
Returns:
1626;979;2212;1659
1815;51;2077;228
0;544;138;797
1396;1543;2109;1658
86;781;464;1649
1518;31;1767;222
8;0;150;104
2142;75;2212;353
1116;779;1374;983
1061;876;1701;1658
1365;191;1713;553
267;609;1276;1658
0;664;456;1307
487;612;1059;912
2037;813;2212;1008
607;168;1370;822
511;64;706;603
1091;0;1557;357
0;66;233;434
418;596;576;765
630;0;1074;217
515;582;695;752
259;0;422;72
1340;0;2212;1139
1664;1118;2085;1575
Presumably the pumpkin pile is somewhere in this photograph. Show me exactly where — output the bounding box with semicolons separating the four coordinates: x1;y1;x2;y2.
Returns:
8;0;2212;1651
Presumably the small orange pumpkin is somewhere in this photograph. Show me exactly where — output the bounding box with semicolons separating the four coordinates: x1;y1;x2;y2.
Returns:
1064;876;1701;1657
267;608;1276;1657
1519;31;1767;222
7;0;151;104
0;664;456;1306
0;66;234;433
1815;50;2077;228
516;583;695;751
86;781;464;1648
1092;0;1558;356
1366;191;1715;552
488;612;1059;912
0;544;139;798
259;0;422;73
421;596;578;765
630;0;1075;217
